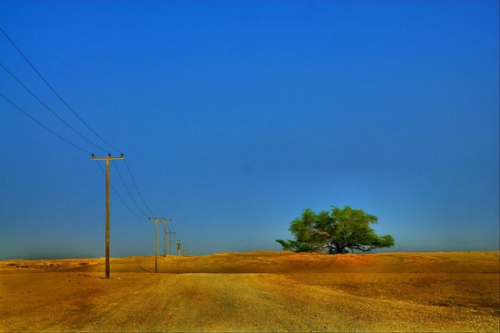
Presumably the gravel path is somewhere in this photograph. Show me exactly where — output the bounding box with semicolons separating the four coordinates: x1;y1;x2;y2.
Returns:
1;252;498;332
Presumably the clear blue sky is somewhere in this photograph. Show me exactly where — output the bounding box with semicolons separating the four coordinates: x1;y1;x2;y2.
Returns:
0;1;498;259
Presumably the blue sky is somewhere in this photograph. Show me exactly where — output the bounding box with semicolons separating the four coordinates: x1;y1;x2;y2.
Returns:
0;1;498;259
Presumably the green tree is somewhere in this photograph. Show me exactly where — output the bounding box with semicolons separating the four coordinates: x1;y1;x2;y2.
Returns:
276;206;395;254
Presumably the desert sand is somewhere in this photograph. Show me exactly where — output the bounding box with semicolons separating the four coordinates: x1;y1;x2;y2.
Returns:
0;251;498;332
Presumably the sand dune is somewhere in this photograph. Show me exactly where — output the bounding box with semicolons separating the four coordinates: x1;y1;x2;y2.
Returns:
1;251;498;332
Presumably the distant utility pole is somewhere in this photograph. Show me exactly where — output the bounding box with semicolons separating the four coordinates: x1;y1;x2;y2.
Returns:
91;153;124;279
177;241;181;256
161;218;171;257
169;231;176;255
149;217;159;273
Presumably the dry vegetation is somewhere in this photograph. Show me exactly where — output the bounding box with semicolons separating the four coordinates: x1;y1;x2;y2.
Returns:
0;251;498;332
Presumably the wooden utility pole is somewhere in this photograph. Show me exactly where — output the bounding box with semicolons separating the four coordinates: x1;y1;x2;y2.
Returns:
160;218;171;257
91;153;125;279
162;219;166;257
149;217;159;273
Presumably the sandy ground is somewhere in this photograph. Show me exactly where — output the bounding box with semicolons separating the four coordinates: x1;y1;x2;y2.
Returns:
0;251;498;332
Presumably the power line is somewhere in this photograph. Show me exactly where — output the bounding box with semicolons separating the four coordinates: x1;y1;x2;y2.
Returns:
95;163;147;220
2;80;156;219
0;91;92;154
3;90;175;245
112;163;150;219
169;219;179;244
1;28;156;214
0;26;121;154
1;68;158;221
124;160;156;217
1;27;182;252
0;61;108;154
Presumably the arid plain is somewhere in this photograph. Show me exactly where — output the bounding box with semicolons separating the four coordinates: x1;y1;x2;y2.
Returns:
1;251;498;332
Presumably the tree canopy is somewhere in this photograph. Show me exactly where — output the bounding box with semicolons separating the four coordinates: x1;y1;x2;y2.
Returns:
276;206;395;254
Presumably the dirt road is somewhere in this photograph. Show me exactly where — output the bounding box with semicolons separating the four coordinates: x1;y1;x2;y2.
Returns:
1;251;499;332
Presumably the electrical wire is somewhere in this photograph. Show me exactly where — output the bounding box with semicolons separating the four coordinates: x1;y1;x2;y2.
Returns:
2;82;157;220
112;163;150;219
95;163;148;220
2;83;160;224
1;27;179;242
169;220;179;244
1;28;160;223
0;26;121;154
0;61;108;154
1;91;92;154
124;160;156;217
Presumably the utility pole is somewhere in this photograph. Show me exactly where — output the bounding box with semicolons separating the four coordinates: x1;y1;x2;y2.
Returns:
160;218;171;257
149;217;159;273
169;231;176;255
177;241;181;256
91;153;124;279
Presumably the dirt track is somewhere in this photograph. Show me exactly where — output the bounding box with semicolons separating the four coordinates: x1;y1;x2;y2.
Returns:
1;251;499;332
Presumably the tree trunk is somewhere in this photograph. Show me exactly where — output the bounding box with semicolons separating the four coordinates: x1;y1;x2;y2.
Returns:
333;245;346;254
